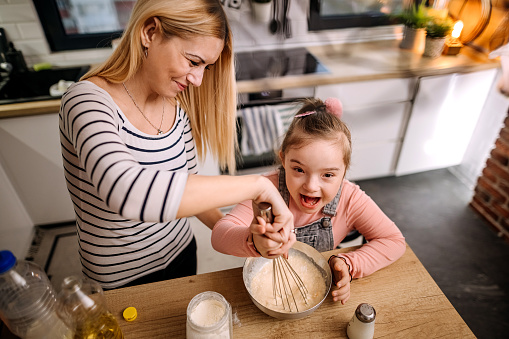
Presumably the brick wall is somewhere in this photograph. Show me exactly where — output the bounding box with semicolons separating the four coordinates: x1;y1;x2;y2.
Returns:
471;110;509;242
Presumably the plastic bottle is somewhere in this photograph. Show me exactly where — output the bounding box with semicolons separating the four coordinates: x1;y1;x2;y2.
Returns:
57;275;124;339
0;250;73;339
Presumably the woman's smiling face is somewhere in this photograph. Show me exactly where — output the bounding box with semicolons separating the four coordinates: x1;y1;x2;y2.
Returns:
281;138;346;214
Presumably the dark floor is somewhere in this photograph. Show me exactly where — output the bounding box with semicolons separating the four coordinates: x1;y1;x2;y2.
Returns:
356;168;509;339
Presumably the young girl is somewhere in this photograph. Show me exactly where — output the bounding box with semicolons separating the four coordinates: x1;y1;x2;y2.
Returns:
212;97;406;304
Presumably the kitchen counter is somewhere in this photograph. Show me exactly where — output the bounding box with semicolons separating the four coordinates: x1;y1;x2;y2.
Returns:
0;40;500;119
102;243;474;338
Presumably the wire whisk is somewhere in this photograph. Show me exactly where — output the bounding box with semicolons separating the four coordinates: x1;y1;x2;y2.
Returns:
256;202;309;312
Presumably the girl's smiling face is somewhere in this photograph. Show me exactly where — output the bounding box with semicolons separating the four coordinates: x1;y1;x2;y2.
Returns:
280;138;346;214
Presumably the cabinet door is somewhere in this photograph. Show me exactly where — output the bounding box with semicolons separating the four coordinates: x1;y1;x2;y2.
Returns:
0;114;75;225
396;69;498;176
316;78;414;180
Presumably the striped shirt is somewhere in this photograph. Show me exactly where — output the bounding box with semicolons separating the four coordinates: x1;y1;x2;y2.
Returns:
59;81;197;289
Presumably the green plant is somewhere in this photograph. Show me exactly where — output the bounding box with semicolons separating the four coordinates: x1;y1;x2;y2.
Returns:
425;17;453;38
393;2;431;29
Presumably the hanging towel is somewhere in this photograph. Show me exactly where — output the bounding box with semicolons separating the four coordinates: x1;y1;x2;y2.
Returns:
240;105;285;156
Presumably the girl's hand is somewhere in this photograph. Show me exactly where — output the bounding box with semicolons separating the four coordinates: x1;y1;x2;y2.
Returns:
329;256;351;304
251;216;296;258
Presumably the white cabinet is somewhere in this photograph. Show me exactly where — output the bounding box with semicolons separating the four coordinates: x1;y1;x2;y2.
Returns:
316;78;416;180
396;69;498;176
0;113;75;225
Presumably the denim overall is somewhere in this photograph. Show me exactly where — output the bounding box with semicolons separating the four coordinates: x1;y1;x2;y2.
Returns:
278;167;342;252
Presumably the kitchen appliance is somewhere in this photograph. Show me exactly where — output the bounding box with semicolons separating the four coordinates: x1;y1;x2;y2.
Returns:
243;241;332;320
235;47;327;82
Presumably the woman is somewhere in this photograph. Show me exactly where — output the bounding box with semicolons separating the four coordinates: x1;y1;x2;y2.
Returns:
59;0;294;289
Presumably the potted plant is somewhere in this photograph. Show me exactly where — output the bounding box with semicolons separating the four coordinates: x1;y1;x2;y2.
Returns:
393;2;431;53
423;17;453;58
251;0;272;23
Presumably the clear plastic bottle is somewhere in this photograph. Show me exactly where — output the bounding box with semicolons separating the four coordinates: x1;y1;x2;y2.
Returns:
0;250;73;339
57;275;124;339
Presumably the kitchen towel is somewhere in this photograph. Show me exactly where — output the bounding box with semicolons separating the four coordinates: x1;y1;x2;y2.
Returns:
240;105;285;156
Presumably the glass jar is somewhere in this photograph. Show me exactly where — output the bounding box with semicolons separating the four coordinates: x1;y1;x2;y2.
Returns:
186;291;232;339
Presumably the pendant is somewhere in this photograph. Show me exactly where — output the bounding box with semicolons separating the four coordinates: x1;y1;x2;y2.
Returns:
157;129;163;135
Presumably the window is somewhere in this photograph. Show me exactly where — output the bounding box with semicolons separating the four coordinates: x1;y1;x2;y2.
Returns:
33;0;136;52
308;0;405;31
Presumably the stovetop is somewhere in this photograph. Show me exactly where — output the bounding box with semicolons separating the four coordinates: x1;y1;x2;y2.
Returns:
235;47;329;81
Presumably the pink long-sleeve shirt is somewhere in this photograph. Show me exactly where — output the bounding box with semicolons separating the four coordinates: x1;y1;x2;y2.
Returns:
212;170;406;279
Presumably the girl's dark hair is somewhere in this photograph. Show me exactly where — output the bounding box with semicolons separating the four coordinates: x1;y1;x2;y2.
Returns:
280;98;352;171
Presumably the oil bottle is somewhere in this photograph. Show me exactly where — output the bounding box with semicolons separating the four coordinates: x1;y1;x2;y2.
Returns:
57;275;124;339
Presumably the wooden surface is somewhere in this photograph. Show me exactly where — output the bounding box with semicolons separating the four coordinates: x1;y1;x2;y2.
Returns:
0;40;499;119
104;244;475;338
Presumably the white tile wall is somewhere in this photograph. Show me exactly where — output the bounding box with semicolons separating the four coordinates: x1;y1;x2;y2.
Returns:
0;0;400;68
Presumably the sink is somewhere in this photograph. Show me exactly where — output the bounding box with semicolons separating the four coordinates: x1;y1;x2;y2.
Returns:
0;65;90;105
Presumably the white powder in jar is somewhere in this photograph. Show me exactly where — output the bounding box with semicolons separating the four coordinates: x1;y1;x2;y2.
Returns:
190;299;225;326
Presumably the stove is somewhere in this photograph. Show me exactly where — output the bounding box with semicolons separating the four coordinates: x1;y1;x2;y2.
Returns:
235;47;328;81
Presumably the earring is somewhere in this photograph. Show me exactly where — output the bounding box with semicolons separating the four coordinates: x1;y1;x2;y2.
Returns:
144;47;148;58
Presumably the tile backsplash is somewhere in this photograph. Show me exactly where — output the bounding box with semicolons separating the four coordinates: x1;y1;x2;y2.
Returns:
0;0;399;68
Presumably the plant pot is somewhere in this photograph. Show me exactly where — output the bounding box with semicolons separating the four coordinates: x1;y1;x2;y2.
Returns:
251;1;272;23
423;37;446;58
399;26;426;54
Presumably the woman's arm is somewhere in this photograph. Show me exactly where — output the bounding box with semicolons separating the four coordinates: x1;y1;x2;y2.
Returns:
179;174;295;255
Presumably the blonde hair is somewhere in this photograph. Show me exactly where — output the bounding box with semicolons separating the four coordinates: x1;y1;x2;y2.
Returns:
82;0;237;173
280;98;352;171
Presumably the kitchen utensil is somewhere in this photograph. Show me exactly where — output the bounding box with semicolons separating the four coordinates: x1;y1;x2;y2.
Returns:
255;202;308;313
282;0;292;38
243;241;332;320
269;0;280;34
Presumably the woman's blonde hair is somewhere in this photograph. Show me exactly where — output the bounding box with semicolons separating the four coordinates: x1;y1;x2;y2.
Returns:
280;98;352;171
82;0;237;173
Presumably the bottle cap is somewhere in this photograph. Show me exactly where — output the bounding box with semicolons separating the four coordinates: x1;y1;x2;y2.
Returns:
0;250;16;274
355;303;376;323
123;307;137;322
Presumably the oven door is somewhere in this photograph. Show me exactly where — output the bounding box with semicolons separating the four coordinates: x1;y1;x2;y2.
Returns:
234;87;315;174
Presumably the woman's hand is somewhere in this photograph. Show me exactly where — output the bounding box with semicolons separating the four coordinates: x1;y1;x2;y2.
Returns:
329;256;351;304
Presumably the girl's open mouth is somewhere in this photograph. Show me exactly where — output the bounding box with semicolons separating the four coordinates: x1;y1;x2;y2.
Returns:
300;194;321;208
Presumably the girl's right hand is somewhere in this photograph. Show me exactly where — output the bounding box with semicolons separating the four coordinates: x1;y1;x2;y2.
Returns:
251;216;296;258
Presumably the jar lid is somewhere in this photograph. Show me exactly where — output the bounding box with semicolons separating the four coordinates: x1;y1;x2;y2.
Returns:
0;250;16;274
355;303;376;323
123;307;137;322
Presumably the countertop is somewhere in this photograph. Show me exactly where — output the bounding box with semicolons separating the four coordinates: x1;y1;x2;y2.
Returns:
102;243;475;338
0;40;500;119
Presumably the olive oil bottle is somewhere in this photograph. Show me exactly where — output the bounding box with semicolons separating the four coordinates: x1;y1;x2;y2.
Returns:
58;276;124;339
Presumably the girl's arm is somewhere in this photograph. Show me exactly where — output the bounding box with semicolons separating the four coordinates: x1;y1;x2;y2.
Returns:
338;182;406;279
195;208;224;230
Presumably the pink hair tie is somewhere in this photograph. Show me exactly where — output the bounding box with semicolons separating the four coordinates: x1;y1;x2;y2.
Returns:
294;111;316;118
324;97;343;118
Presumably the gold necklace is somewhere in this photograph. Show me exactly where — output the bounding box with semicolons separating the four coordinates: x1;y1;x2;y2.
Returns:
122;82;165;135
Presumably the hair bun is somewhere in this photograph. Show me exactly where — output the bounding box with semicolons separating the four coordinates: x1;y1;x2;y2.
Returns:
324;97;343;118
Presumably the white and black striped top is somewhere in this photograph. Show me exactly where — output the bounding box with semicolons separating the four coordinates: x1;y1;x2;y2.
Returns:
59;81;197;289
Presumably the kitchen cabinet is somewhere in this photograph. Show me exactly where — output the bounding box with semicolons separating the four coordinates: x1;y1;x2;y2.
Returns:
0;113;75;225
315;78;416;180
396;69;498;176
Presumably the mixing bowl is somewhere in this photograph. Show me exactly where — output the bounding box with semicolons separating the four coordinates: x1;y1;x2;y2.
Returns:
243;241;332;320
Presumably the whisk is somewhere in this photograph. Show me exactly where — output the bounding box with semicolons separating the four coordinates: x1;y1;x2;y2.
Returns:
256;202;309;312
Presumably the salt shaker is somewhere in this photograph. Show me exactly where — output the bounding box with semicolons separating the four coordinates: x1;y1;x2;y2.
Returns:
186;291;232;339
346;303;376;339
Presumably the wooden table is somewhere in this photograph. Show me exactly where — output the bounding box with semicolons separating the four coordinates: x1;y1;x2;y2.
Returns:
104;244;475;338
